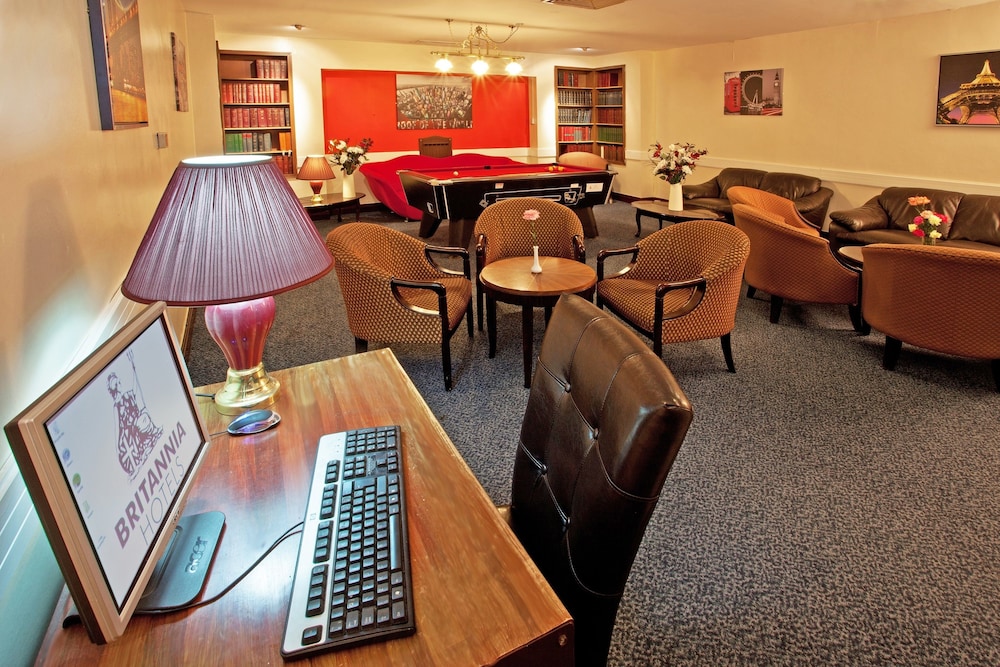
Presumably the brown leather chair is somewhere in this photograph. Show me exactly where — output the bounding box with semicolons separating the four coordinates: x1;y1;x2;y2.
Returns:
417;135;453;157
506;294;693;666
473;197;586;330
730;201;864;331
861;243;1000;390
596;219;750;372
325;223;473;390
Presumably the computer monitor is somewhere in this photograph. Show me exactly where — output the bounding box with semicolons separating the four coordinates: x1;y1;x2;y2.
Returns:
4;302;220;643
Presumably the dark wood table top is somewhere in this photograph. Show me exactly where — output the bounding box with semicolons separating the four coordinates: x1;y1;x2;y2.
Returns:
35;350;572;666
479;256;597;299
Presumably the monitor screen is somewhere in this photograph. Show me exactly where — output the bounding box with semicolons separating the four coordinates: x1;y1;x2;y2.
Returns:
5;302;211;643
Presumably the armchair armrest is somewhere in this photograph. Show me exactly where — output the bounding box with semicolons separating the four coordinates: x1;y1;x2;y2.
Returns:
828;203;891;232
390;278;447;317
572;235;586;263
425;244;471;278
655;277;708;320
597;245;639;281
681;179;720;199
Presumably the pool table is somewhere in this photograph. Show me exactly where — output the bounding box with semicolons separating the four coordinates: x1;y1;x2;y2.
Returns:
399;162;616;247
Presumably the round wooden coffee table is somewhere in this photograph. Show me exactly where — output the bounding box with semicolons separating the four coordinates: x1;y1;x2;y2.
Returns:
479;256;597;387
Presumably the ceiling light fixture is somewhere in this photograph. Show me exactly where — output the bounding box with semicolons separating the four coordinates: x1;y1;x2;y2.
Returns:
431;19;525;76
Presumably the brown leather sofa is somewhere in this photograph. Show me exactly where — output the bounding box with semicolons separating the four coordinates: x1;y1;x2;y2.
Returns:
827;186;1000;253
681;167;833;228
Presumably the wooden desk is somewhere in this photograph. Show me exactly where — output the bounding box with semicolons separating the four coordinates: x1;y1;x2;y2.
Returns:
480;256;597;387
35;350;573;666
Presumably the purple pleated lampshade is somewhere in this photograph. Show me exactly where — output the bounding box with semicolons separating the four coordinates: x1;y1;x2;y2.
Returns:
122;155;333;306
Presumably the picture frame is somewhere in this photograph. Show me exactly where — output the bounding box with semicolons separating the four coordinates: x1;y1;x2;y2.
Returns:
171;32;189;112
724;69;783;116
87;0;149;130
936;51;1000;126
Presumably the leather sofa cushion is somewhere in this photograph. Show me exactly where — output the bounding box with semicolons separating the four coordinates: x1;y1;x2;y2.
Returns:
716;168;765;196
876;187;965;238
951;194;1000;245
759;172;821;201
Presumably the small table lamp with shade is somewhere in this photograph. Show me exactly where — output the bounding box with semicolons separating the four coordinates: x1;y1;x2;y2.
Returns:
297;155;336;202
121;155;334;415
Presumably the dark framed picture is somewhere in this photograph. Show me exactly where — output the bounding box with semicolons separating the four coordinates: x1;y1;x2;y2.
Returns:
724;68;783;116
171;33;189;112
395;74;473;130
87;0;149;130
936;51;1000;126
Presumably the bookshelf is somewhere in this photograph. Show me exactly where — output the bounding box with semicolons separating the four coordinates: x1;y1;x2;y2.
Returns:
217;50;296;175
554;65;625;164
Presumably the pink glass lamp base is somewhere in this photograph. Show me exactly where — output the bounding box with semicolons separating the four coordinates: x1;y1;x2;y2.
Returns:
204;297;280;415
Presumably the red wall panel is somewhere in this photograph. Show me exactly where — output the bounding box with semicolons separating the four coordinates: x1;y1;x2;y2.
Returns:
321;70;530;153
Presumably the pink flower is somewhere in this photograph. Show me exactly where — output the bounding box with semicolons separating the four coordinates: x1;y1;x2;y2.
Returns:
523;209;540;221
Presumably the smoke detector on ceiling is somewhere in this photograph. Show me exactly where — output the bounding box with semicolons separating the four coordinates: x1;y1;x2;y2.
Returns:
541;0;628;8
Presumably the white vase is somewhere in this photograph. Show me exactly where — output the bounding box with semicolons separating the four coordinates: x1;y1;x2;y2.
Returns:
669;182;684;211
342;171;356;199
531;246;542;274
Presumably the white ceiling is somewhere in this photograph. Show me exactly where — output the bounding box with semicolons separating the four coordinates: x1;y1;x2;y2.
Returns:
181;0;995;56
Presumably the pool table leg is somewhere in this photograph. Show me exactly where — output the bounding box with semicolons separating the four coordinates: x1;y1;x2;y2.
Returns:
418;211;442;238
574;207;599;238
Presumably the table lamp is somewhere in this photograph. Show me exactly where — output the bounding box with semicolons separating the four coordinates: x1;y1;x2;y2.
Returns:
297;155;336;202
122;155;334;415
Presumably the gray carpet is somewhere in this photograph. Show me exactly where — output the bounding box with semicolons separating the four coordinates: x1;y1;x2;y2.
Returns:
185;202;1000;666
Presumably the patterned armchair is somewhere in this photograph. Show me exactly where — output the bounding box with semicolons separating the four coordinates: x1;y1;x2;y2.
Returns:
325;223;473;390
730;200;864;331
861;243;1000;391
473;197;586;330
596;219;750;372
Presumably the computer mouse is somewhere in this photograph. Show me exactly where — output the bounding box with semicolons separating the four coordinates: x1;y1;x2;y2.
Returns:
227;409;281;435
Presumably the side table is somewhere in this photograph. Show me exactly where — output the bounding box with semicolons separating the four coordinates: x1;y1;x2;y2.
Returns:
299;193;365;222
479;256;597;387
836;245;870;334
631;198;725;236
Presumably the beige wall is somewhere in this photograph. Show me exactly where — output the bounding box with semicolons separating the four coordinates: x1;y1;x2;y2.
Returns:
0;3;211;498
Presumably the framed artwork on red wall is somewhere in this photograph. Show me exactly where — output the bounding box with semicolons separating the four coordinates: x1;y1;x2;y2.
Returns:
396;74;472;130
322;70;530;153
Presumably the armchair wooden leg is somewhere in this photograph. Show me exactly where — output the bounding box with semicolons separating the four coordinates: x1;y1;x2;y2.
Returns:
477;285;485;331
769;296;783;324
746;285;756;299
441;339;453;391
883;336;902;370
849;304;869;335
466;300;474;338
721;334;736;373
355;338;368;354
992;360;1000;392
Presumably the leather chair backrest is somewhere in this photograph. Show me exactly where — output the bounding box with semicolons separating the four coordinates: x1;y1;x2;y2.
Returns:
418;135;453;157
716;167;766;194
510;294;693;666
950;194;1000;245
876;187;964;235
758;171;822;200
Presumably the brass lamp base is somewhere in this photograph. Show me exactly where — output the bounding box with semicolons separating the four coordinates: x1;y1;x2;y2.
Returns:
214;363;280;415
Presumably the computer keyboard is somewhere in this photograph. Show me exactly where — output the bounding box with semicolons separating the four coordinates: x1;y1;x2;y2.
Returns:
281;425;415;660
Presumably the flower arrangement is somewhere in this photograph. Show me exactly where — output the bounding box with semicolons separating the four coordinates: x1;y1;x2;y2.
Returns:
328;137;374;175
523;208;540;245
907;195;950;244
650;141;708;184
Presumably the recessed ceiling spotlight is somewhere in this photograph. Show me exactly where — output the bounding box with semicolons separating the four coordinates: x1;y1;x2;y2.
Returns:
293;24;305;31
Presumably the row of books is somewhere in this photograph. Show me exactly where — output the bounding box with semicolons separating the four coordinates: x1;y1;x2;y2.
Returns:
558;108;592;123
224;130;292;154
559;143;595;154
557;70;592;87
597;71;622;87
223;106;291;129
252;58;288;79
599;145;625;163
597;90;624;105
558;126;592;142
596;126;624;143
557;89;593;106
596;107;623;124
221;81;288;104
